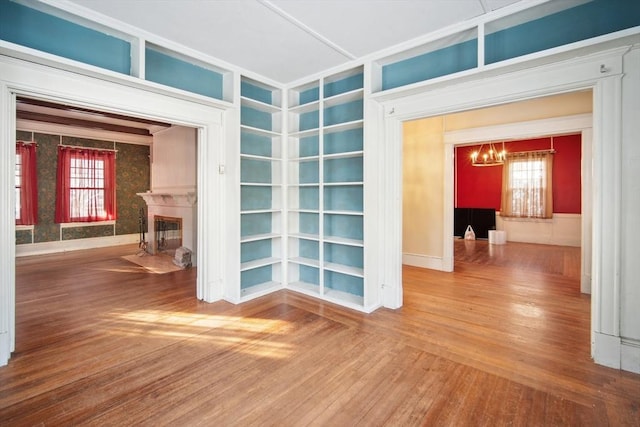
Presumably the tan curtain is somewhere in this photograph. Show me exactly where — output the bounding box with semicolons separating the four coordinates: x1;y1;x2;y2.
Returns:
501;151;553;219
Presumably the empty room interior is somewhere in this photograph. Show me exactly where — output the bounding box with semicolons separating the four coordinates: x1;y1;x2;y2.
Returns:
1;0;639;424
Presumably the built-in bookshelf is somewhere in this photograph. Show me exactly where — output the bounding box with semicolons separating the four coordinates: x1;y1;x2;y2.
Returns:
239;77;283;299
287;66;368;310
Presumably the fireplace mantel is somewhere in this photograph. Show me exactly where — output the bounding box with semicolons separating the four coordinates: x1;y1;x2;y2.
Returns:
137;192;197;207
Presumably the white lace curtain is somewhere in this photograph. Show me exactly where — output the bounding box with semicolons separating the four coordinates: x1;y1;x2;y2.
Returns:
500;151;553;219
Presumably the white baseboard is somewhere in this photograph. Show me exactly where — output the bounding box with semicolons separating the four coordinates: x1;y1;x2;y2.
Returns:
593;332;621;369
621;339;640;374
16;234;139;257
402;253;445;271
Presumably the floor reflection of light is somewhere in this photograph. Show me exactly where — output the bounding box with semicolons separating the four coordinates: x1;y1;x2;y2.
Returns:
106;309;295;359
510;302;545;319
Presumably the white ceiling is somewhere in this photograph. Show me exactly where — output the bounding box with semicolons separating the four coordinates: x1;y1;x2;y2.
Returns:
66;0;522;84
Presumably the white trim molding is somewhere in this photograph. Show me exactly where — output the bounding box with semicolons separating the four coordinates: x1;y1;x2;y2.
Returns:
379;45;635;371
0;55;227;366
16;233;139;257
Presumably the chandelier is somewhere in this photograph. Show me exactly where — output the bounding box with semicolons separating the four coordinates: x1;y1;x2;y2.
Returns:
471;141;506;167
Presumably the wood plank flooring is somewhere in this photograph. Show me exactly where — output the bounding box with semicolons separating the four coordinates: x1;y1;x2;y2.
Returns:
1;241;639;425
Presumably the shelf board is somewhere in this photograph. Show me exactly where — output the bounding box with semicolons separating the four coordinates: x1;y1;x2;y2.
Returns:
323;236;363;247
288;183;320;188
323;88;364;108
240;96;281;113
240;208;282;215
287;209;320;215
241;257;281;271
288;99;320;114
240;232;281;243
241;124;281;138
240;182;281;187
240;153;280;161
289;232;321;241
324;262;364;277
287;281;321;298
289;256;320;268
323;210;363;216
323;150;363;160
323;182;364;187
323;120;364;135
288;155;320;162
288;127;320;138
240;281;282;300
323;288;364;309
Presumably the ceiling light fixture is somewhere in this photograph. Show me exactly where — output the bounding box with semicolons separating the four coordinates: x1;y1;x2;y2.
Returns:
471;141;506;167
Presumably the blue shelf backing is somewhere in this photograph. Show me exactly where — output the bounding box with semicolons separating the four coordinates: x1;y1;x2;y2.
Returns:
299;135;320;157
241;158;272;183
299;110;320;132
324;214;363;241
324;127;363;155
241;239;272;263
299;212;319;235
241;131;272;157
299;265;320;285
325;270;364;297
241;212;273;237
324;100;363;126
324;186;363;212
382;38;477;91
324;73;364;98
299;160;319;184
241;186;272;211
325;243;363;269
0;1;131;74
486;0;640;65
324;157;363;183
299;239;320;260
299;86;320;105
146;47;223;99
241;106;273;131
299;187;319;210
241;265;273;289
241;81;273;105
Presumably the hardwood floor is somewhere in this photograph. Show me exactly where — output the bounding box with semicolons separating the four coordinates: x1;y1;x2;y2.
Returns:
1;242;639;425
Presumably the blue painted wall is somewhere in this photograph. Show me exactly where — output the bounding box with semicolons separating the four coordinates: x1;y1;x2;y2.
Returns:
299;213;319;235
299;265;320;285
299;135;319;157
324;73;363;98
324;128;363;155
382;39;477;91
241;265;273;288
241;240;272;263
324;100;363;126
241;186;272;211
241;81;273;104
324;157;363;183
486;0;640;64
325;243;363;269
145;47;223;99
299;86;319;105
241;131;272;157
299;187;319;210
324;186;363;212
0;1;130;74
325;270;363;297
241;213;272;237
324;214;363;240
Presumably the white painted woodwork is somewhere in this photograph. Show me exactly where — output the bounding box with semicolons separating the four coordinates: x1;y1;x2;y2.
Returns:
150;125;197;193
15;233;139;257
0;55;226;366
379;45;639;372
496;214;581;247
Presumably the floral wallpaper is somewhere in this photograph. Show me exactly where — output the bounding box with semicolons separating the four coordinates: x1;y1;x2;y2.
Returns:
15;130;150;245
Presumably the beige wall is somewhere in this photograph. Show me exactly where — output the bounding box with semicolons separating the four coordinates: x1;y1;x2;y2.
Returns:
403;117;444;259
151;125;197;193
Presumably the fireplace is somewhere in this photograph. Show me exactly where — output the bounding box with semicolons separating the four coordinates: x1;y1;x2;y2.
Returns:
137;191;197;265
154;215;182;253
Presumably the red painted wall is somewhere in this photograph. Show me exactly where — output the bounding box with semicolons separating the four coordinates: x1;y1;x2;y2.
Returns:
455;134;581;214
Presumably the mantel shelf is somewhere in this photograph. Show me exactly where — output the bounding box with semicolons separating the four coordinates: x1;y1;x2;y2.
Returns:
137;192;197;207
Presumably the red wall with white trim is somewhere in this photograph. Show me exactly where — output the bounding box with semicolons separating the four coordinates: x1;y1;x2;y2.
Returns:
455;134;582;214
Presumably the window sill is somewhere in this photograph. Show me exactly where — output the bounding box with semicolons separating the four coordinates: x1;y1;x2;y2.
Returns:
16;225;34;231
60;220;116;228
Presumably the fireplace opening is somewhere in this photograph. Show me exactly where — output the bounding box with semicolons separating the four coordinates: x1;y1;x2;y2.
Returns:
154;215;182;254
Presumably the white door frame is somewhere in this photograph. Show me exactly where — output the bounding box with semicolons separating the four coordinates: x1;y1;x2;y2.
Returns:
378;46;628;369
0;55;229;366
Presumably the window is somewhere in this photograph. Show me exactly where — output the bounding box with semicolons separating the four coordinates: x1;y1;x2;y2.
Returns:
55;146;116;223
15;142;38;225
501;151;553;219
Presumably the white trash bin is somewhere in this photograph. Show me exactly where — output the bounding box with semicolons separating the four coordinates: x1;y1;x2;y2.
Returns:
488;230;506;245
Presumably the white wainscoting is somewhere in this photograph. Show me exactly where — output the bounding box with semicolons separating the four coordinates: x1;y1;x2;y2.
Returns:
15;233;139;257
496;213;581;247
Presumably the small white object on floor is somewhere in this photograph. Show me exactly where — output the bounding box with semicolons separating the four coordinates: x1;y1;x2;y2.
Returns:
173;247;192;268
